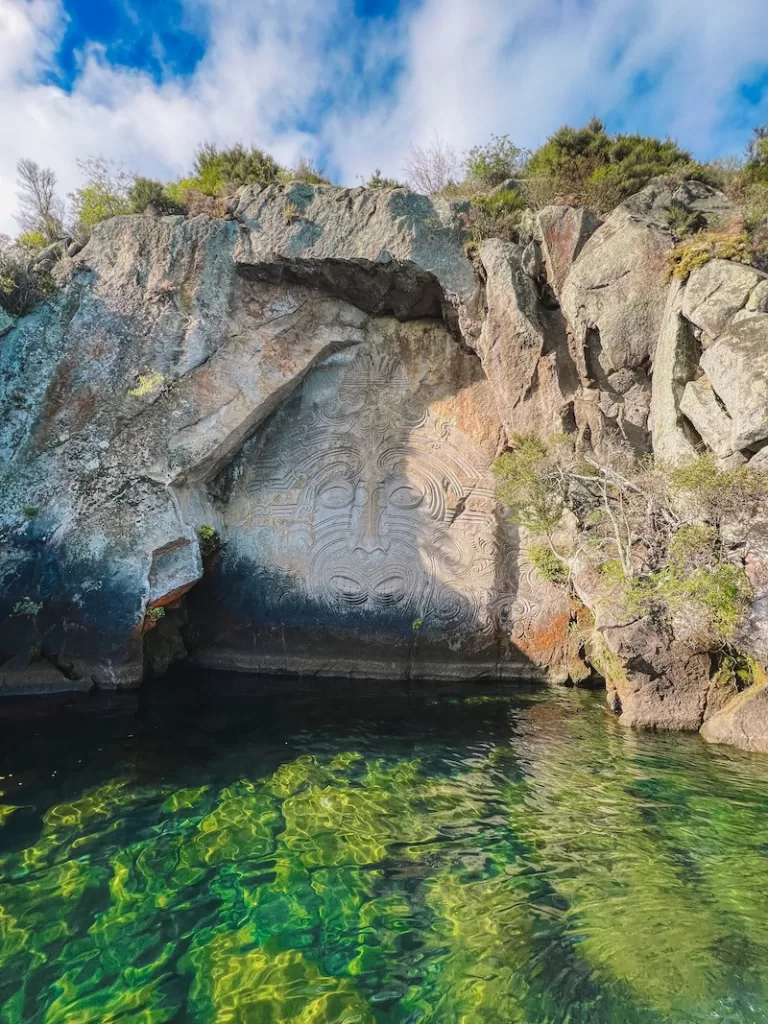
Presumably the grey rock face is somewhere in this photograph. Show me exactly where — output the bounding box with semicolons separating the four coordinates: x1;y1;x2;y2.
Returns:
475;238;578;439
0;200;548;690
682;259;765;344
535;205;601;299
679;377;734;457
699;312;768;449
233;181;477;312
621;178;737;231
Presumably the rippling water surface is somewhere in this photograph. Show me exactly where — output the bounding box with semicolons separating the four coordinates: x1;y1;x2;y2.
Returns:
3;674;768;1023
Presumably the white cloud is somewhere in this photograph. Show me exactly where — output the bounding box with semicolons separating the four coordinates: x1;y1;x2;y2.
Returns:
1;0;768;233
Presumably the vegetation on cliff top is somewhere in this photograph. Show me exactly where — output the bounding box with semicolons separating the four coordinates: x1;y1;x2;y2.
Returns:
494;438;767;657
4;116;768;316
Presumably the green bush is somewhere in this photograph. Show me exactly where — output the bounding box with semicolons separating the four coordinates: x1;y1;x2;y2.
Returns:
464;134;528;190
128;176;185;215
192;143;281;194
492;435;569;533
197;524;221;557
366;169;402;189
466;188;528;244
664;200;705;240
528;544;570;584
0;236;56;317
524;119;697;212
70;158;132;232
286;158;330;185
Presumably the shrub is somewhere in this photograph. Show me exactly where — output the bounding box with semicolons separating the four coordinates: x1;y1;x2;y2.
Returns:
0;235;56;316
464;134;528;190
145;606;165;622
165;182;228;218
492;435;569;533
192;143;281;193
286;158;330;185
13;599;42;616
524;119;697;212
664;200;705;240
128;370;167;398
668;453;768;521
528;544;570;584
70;157;132;233
366;169;402;189
465;188;528;244
128;176;185;215
404;135;460;195
197;524;221;556
16;231;47;254
668;232;759;280
494;439;766;655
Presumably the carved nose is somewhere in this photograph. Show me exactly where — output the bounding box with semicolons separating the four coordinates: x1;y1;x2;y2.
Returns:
351;478;390;555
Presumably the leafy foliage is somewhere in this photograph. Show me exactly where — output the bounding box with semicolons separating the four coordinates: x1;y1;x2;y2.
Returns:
192;142;281;193
528;544;570;584
524;118;697;212
196;524;221;557
0;234;56;316
494;439;767;652
465;187;528;245
464;134;529;189
70;157;132;233
366;168;402;189
285;157;330;185
128;176;185;215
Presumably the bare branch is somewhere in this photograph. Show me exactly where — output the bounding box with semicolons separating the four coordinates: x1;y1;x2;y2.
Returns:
403;134;459;195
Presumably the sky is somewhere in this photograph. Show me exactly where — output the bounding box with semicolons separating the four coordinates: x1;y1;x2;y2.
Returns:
2;0;768;234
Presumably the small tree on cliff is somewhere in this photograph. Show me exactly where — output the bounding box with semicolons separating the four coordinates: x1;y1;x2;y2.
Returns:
493;438;764;651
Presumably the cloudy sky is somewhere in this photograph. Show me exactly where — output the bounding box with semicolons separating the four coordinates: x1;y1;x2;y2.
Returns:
2;0;768;233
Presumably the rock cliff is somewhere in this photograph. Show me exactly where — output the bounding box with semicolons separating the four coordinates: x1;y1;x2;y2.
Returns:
2;178;768;752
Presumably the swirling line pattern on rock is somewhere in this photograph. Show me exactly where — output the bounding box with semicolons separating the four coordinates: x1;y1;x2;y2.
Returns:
224;344;520;635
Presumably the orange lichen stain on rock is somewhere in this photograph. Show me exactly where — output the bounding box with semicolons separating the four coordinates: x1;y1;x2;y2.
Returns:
515;610;572;667
34;358;97;449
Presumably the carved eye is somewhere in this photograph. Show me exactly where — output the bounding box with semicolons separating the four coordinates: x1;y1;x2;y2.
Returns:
388;482;424;509
317;480;355;508
372;575;407;604
330;575;367;604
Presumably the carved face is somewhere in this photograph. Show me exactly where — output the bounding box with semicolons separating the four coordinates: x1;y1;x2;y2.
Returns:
227;346;508;631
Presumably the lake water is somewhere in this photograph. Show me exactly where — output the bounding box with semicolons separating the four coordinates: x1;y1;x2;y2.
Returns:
2;673;768;1023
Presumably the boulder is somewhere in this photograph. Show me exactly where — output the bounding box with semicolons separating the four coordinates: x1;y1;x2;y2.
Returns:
570;556;719;731
233;182;477;317
621;178;737;232
699;312;768;449
649;279;701;464
535;205;601;299
700;682;768;753
33;241;65;273
475;238;579;438
560;202;673;375
679;376;734;458
682;259;764;343
0;308;14;338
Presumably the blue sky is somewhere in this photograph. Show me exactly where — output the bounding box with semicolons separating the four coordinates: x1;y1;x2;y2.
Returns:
2;0;768;232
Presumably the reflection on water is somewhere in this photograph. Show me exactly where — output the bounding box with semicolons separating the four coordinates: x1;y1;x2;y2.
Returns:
3;674;768;1023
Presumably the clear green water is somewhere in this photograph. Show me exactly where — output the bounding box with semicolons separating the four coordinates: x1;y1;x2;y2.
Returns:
3;676;768;1024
